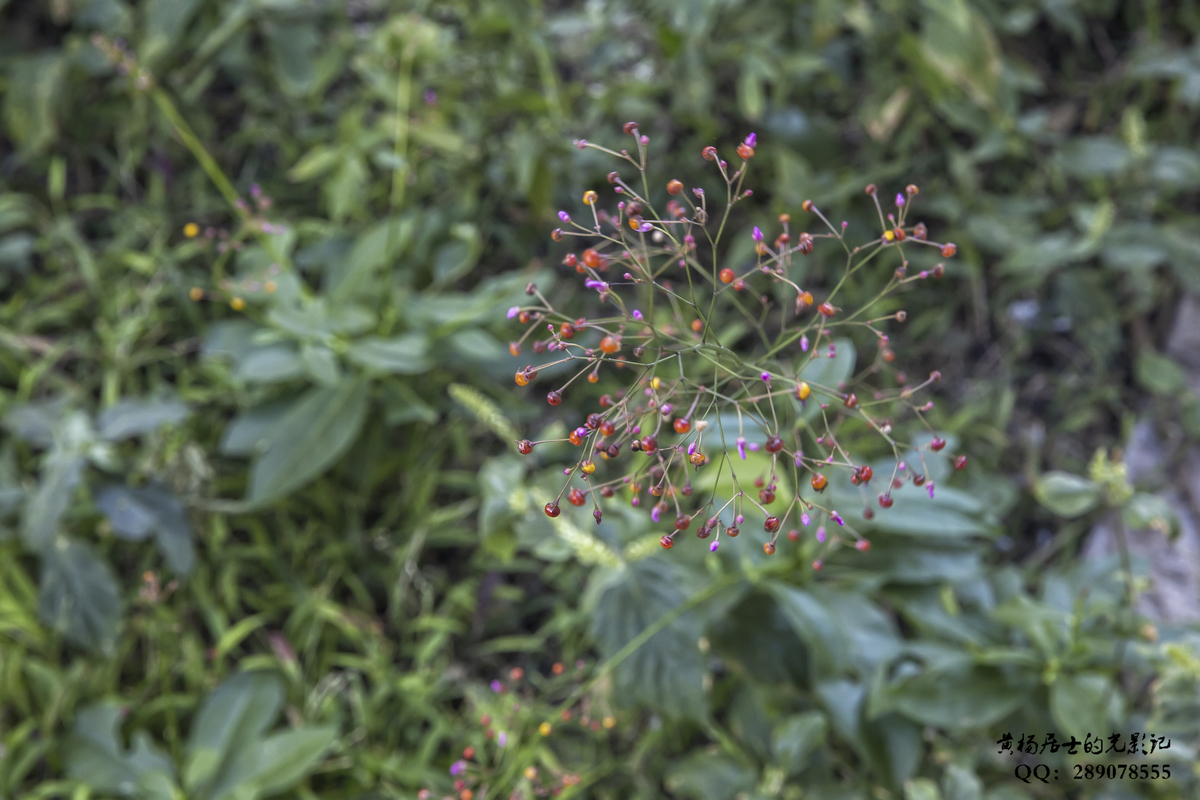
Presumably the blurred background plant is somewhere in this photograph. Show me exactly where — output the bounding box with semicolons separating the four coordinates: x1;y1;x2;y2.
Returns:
2;0;1199;798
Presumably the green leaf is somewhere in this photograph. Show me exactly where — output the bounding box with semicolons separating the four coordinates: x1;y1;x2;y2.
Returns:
246;380;370;506
663;751;757;800
300;343;341;386
266;21;319;97
588;558;708;721
345;334;430;375
94;484;195;574
1057;137;1133;177
906;778;943;800
1050;672;1111;742
3;53;65;155
22;450;84;551
183;672;284;798
96;398;190;442
205;727;337;800
942;765;984;800
1121;493;1179;536
38;538;121;654
1134;350;1187;395
141;0;204;66
795;336;856;421
65;703;176;796
1033;471;1101;518
288;145;343;183
772;712;827;775
234;344;305;385
219;398;297;457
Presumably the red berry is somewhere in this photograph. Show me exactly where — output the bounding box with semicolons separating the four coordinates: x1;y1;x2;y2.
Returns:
674;515;691;531
764;516;780;533
660;535;673;549
702;146;718;161
568;488;586;506
930;437;946;451
726;526;739;538
786;529;800;541
518;440;533;455
844;393;858;408
955;455;968;470
759;489;776;504
583;249;602;269
812;559;823;571
818;302;836;317
674;418;691;434
913;474;926;486
719;268;735;283
545;503;561;518
763;541;776;555
623;121;639;134
878;494;894;509
599;421;615;436
599;336;620;354
560;322;576;339
547;391;562;406
737;143;755;160
859;465;872;483
941;243;957;258
765;435;783;453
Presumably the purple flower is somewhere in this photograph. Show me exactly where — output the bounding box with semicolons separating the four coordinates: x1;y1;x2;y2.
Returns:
709;541;720;552
693;187;704;197
801;335;809;352
735;514;744;525
828;344;836;358
794;452;803;468
895;193;905;207
558;210;570;223
749;442;760;452
450;761;467;776
632;310;644;322
639;135;649;145
491;680;502;692
497;731;508;747
927;482;936;499
507;306;520;319
638;222;653;233
736;436;747;460
761;371;771;382
744;132;757;148
574;139;588;149
687;442;697;456
832;511;844;526
585;279;607;290
651;506;662;523
752;226;764;242
816;527;826;543
841;220;848;229
801;512;811;526
424;89;437;105
898;461;907;471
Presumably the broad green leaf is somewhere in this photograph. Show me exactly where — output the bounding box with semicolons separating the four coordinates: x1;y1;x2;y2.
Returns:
773;712;827;774
184;672;284;798
219;398;297;457
1121;492;1179;536
663;751;756;800
206;727;337;800
65;703;175;796
235;344;305;384
300;343;341;386
141;0;204;65
1057;137;1133;177
96;398;190;442
345;334;430;375
942;765;984;800
288;145;342;182
589;557;708;721
3;53;65;154
22;450;84;551
906;778;943;800
1033;471;1101;518
266;21;318;97
328;216;413;302
1135;350;1187;395
246;380;370;505
94;484;195;574
38;538;121;654
1050;672;1111;742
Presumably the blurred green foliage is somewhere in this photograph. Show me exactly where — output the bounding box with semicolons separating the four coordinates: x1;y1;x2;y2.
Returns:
2;0;1200;798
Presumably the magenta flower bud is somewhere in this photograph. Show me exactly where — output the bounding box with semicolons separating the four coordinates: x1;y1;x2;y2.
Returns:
693;187;704;197
735;514;744;525
752;226;764;242
744;132;757;148
744;190;753;197
841;220;848;229
895;193;905;207
631;426;641;434
660;403;673;415
832;511;844;526
424;89;437;105
633;309;644;321
687;442;698;456
615;186;623;193
684;234;695;245
640;134;649;144
736;436;747;460
898;461;907;471
710;540;719;552
451;761;466;776
801;335;809;352
927;482;936;499
816;526;826;543
558;211;571;222
507;306;520;319
638;222;653;232
631;496;640;507
497;731;508;747
749;442;759;452
491;679;503;692
651;507;662;523
828;344;836;358
624;272;634;280
794;453;804;468
574;139;588;149
801;512;811;526
720;160;727;169
761;371;771;382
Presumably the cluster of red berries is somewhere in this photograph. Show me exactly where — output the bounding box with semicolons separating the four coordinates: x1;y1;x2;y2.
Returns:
511;123;966;563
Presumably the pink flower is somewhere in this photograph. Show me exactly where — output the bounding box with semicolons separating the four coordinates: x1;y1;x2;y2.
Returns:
801;513;811;526
709;541;720;552
752;226;764;242
507;306;520;319
744;132;757;148
801;335;809;352
736;436;747;460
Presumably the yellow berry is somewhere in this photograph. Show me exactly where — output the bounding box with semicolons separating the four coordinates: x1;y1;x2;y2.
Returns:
650;377;661;390
602;716;615;729
582;190;598;205
183;222;199;238
539;722;552;736
581;460;596;474
883;230;895;242
525;766;538;780
230;297;245;311
189;287;203;301
797;382;811;400
264;280;276;293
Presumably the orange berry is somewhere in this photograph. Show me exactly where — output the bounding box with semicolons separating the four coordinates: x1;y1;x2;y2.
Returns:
763;541;776;555
599;335;620;354
690;452;706;466
844;393;858;408
799;291;813;306
941;243;957;257
811;473;828;492
509;342;521;357
702;146;718;161
691;319;703;332
719;268;735;283
552;662;564;675
560;322;575;339
587;373;599;383
818;302;836;317
660;535;673;549
189;287;204;301
515;371;529;386
801;199;813;212
673;418;691;434
667;179;683;195
569;429;583;446
737;143;755;159
582;248;602;268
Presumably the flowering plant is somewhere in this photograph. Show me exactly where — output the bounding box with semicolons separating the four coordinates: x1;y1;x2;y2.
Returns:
510;124;966;565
